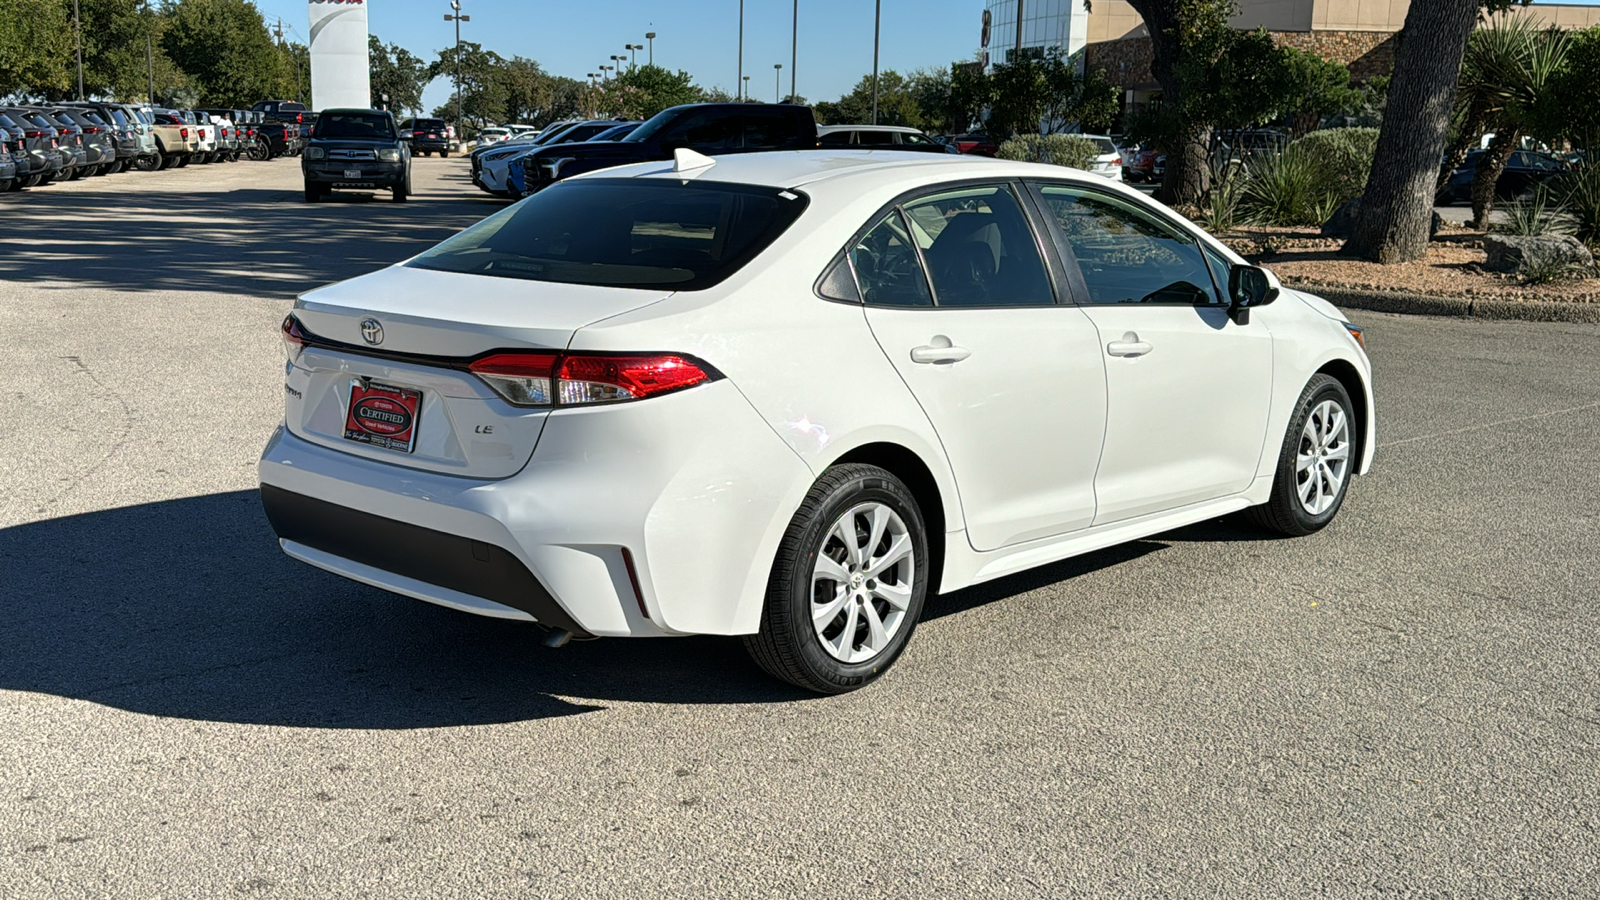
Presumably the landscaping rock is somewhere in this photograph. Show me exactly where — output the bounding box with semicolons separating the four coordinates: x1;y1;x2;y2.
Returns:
1482;234;1595;276
1320;199;1442;239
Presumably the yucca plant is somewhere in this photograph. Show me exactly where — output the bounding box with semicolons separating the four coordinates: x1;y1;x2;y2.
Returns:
1239;148;1340;227
1196;162;1246;231
1494;190;1578;237
1545;164;1600;246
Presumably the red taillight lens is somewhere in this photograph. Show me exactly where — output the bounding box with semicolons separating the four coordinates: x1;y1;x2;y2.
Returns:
181;127;189;138
281;315;307;360
556;355;711;405
414;130;425;136
468;353;712;407
296;113;303;123
468;352;560;406
24;130;40;138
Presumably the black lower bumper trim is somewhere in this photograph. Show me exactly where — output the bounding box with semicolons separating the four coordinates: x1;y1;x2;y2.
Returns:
260;484;588;635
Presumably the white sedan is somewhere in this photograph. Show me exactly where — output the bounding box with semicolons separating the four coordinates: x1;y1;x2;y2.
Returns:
260;150;1374;693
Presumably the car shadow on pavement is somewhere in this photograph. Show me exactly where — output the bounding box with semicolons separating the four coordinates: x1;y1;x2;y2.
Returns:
0;175;503;299
2;491;1166;727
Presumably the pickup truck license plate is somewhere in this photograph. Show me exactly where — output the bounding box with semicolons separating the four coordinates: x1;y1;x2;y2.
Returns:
343;168;361;179
344;380;422;453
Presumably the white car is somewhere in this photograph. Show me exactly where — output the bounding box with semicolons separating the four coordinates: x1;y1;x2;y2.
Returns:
260;150;1374;693
1078;134;1122;179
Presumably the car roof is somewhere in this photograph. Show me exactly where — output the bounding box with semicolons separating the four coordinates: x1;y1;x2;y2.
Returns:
818;125;926;134
576;149;1117;194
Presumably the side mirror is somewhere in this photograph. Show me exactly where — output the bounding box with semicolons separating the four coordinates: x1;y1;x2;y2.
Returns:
1227;264;1280;325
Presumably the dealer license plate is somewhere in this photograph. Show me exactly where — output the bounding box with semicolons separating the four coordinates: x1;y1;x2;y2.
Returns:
344;168;361;179
344;380;422;453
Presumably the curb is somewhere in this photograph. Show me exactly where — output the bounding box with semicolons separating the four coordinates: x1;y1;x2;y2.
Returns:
1283;283;1600;325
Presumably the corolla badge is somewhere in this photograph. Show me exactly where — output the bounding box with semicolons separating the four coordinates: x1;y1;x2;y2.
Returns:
360;318;384;345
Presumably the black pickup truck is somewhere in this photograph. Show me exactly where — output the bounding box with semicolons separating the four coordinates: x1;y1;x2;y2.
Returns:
252;100;308;153
519;103;817;196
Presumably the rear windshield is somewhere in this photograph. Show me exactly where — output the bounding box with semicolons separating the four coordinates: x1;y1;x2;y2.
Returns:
109;108;129;126
315;113;395;139
407;179;809;291
1092;137;1116;154
416;119;445;129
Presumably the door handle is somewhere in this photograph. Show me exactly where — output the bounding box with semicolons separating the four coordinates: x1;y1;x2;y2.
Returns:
910;343;971;364
1106;332;1152;358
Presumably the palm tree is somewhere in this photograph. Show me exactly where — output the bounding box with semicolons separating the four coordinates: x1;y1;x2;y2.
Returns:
1452;17;1570;228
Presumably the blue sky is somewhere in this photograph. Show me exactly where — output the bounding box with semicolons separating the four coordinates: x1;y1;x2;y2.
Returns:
252;0;989;114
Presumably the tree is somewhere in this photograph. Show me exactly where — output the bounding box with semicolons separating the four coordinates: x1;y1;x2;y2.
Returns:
1459;18;1568;227
0;0;73;98
907;67;954;134
815;71;921;127
1122;0;1238;204
1344;0;1530;264
160;0;284;107
369;34;427;114
948;61;992;134
605;64;703;120
1547;26;1600;148
429;41;508;127
1275;47;1362;136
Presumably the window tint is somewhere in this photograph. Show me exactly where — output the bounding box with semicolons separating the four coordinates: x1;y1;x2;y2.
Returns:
650;110;741;150
407;179;808;291
314;113;395;139
1037;185;1220;306
819;131;852;147
742;109;810;149
858;130;896;146
900;185;1055;308
850;211;933;308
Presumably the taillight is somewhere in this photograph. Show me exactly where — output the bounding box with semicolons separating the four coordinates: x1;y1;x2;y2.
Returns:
468;353;713;407
296;113;303;123
181;127;188;138
414;130;424;136
86;126;100;134
281;315;307;360
24;130;39;138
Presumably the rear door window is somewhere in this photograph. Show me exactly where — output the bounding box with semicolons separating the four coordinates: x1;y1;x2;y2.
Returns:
857;131;896;146
742;108;810;150
900;185;1056;308
655;110;741;151
407;179;809;291
819;131;853;147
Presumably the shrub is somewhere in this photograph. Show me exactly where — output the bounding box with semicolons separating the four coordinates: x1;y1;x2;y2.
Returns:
1239;147;1342;227
995;134;1100;170
1287;127;1379;205
1494;190;1578;237
1519;252;1587;285
1545;164;1600;246
1197;163;1247;231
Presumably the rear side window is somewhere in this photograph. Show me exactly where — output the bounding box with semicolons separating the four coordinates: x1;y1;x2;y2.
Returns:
653;110;741;150
743;109;812;149
407;179;809;291
857;131;896;146
819;131;852;147
900;185;1055;308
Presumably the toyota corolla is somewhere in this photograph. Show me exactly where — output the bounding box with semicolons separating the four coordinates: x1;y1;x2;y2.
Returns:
260;149;1375;693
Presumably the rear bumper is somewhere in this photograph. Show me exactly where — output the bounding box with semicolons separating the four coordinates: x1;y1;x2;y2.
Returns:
258;378;813;638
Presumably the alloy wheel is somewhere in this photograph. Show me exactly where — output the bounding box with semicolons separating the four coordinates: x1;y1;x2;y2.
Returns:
1296;399;1351;516
810;502;916;664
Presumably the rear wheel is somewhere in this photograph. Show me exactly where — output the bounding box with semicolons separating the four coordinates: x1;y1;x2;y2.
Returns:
175;154;189;168
1247;374;1357;536
441;148;450;158
304;180;326;202
137;151;161;171
744;464;930;694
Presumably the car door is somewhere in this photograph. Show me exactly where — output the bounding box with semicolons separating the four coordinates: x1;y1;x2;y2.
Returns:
1030;182;1274;526
851;183;1107;552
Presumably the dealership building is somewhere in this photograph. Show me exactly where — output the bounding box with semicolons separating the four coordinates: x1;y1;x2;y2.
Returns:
980;0;1600;112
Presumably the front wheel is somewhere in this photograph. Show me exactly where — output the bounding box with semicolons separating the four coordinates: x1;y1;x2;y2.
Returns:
744;464;930;694
1247;374;1357;536
393;176;410;203
441;148;450;158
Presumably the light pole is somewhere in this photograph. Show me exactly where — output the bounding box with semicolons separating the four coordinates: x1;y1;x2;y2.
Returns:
645;32;656;66
774;63;782;103
445;2;470;128
141;0;154;105
742;75;750;101
737;0;744;103
871;0;881;124
626;44;642;68
73;0;83;100
790;0;798;102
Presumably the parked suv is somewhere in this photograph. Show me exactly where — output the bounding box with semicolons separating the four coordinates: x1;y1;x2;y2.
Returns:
519;103;818;195
150;109;199;168
818;125;957;153
398;117;451;156
2;109;64;186
302;108;412;202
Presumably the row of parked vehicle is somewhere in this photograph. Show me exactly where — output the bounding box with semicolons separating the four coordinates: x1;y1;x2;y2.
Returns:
0;100;309;191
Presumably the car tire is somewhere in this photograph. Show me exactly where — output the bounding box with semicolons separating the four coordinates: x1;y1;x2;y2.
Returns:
1246;374;1357;537
304;181;324;202
744;464;931;694
441;149;450;158
393;177;410;203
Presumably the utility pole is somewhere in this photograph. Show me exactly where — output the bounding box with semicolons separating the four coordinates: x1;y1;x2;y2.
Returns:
737;0;744;102
445;2;470;128
645;32;656;66
73;0;83;100
774;64;782;103
790;0;798;102
871;0;881;124
1015;0;1024;63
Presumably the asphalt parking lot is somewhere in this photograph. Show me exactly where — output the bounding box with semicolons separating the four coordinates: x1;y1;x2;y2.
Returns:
3;157;1599;897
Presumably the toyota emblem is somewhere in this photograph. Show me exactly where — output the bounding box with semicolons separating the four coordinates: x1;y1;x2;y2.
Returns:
360;318;384;345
